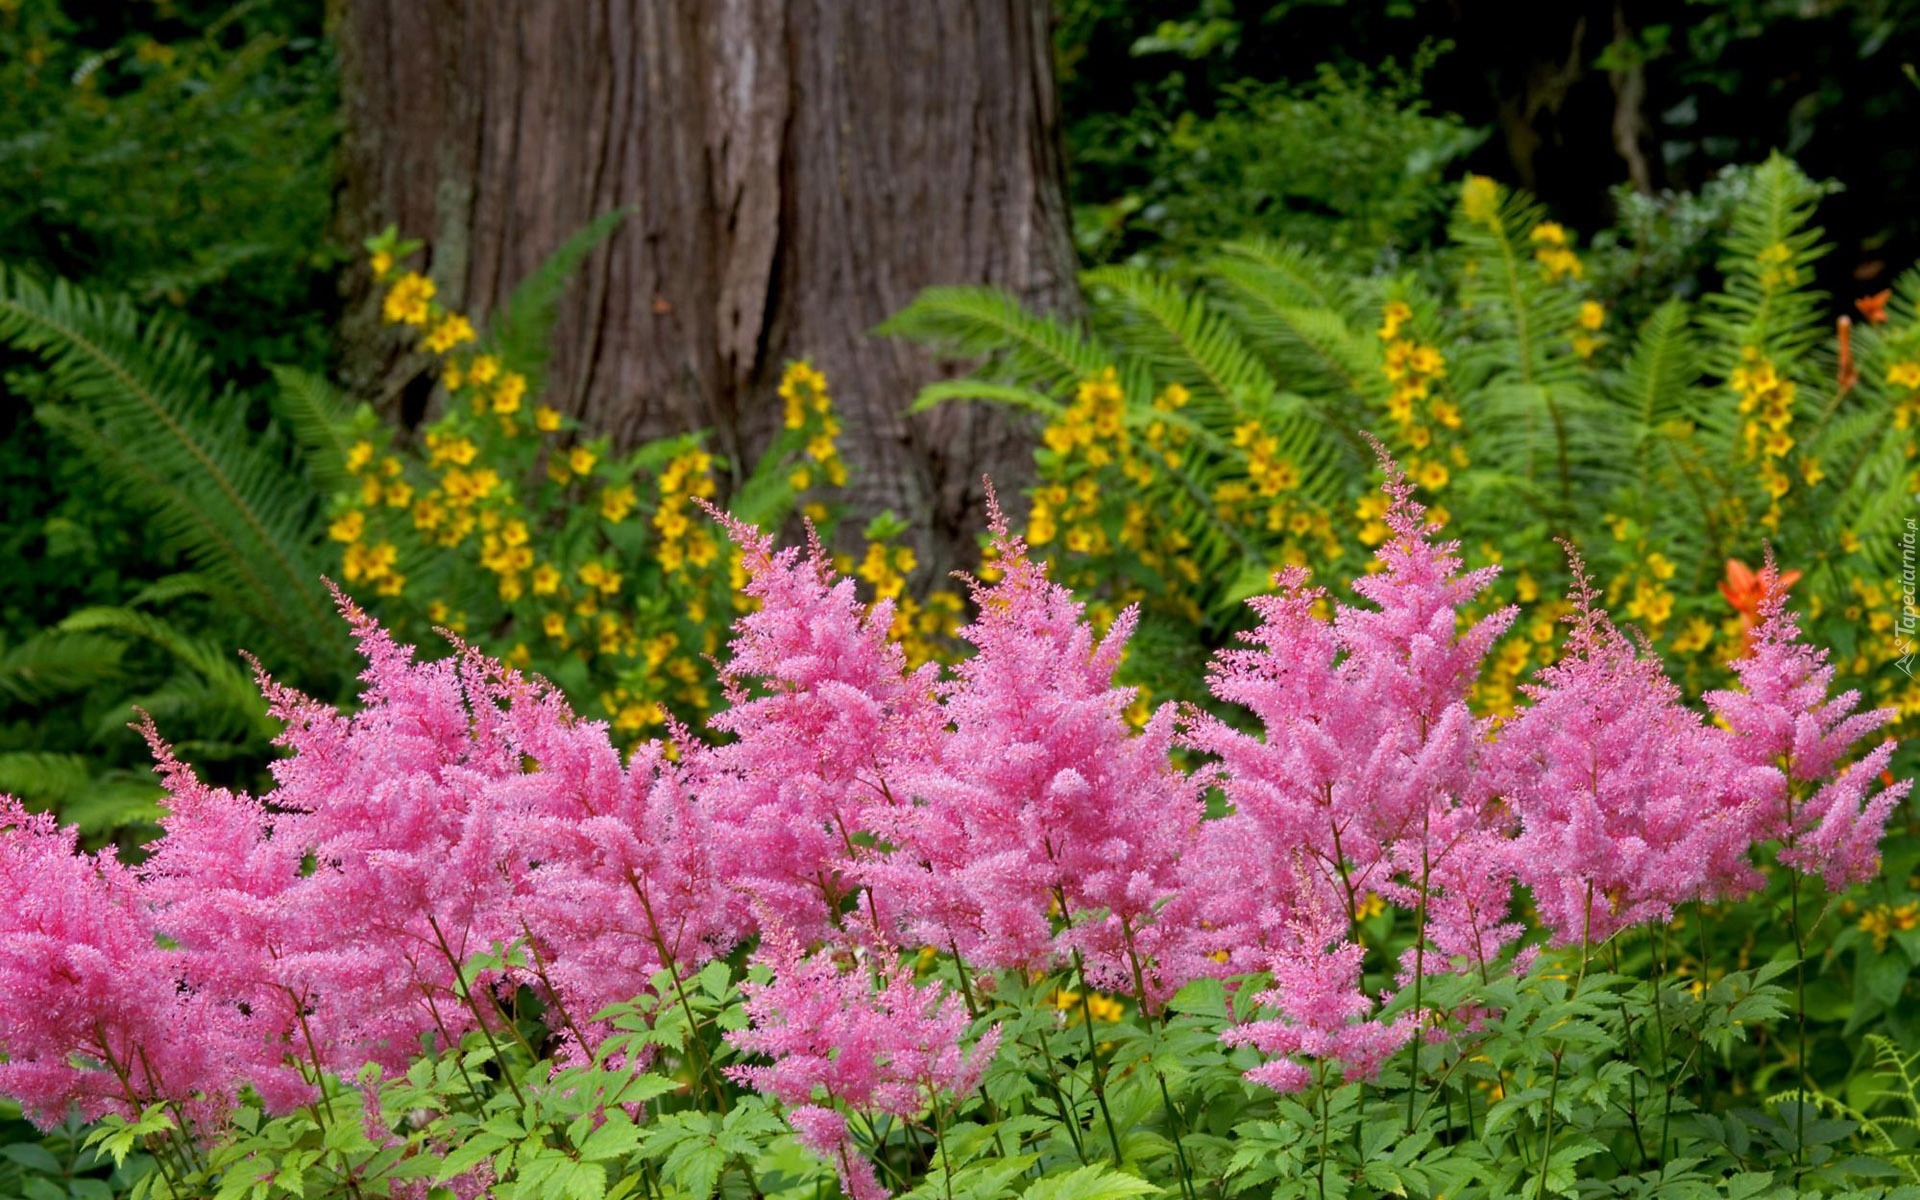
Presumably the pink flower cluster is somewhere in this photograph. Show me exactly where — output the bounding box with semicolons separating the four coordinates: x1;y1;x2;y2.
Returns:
0;461;1906;1178
726;923;999;1200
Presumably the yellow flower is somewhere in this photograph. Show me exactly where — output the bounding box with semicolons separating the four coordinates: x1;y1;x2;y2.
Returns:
534;405;562;432
370;250;394;278
542;611;568;640
568;445;598;475
381;273;436;326
1530;222;1568;246
383;480;414;508
1887;361;1920;390
345;440;375;473
601;483;637;523
328;510;366;543
342;540;398;583
1416;460;1450;491
423;314;475;354
468;355;500;385
779;360;830;430
531;562;561;595
1379;300;1414;341
1578;301;1606;331
493;372;527;414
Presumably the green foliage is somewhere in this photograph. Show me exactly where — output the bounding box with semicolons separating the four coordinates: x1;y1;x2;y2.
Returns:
1068;51;1484;268
887;155;1919;750
0;0;336;373
64;916;1920;1200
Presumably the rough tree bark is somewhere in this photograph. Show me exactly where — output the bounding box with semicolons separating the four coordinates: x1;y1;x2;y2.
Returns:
331;0;1077;570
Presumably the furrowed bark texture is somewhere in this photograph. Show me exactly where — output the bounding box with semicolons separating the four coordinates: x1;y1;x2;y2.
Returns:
333;0;1076;568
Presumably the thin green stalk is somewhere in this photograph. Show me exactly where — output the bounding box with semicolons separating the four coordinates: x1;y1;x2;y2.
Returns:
426;915;527;1110
1538;885;1594;1200
1406;830;1432;1134
1033;1024;1089;1164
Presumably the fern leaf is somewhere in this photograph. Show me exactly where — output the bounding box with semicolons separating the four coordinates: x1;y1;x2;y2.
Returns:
0;264;347;679
268;364;362;492
877;286;1108;392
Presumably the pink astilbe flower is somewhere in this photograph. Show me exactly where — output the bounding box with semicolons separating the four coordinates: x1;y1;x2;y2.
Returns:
1496;554;1757;945
166;594;527;1078
1185;456;1519;979
886;495;1208;1005
137;725;315;1114
1220;907;1416;1094
0;796;235;1129
1707;562;1911;889
697;511;943;945
726;924;999;1200
496;660;743;1057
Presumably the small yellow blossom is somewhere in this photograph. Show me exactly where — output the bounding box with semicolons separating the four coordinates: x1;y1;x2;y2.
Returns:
381;273;435;326
328;510;366;543
601;483;637;523
423;313;475;354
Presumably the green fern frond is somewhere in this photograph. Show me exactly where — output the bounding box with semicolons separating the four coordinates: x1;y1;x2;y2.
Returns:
0;754;162;836
1700;152;1830;371
878;286;1109;393
0;264;348;679
0;630;126;704
1208;245;1384;435
1215;238;1363;312
909;380;1064;418
268;364;362;492
1083;264;1280;410
58;606;273;742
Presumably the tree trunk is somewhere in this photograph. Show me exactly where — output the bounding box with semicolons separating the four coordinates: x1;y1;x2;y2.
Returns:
331;0;1077;571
